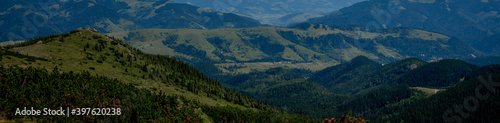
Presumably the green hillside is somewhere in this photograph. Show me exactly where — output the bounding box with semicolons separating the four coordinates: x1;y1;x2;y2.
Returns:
311;56;428;95
332;85;425;121
1;29;254;108
220;53;500;121
0;29;322;122
390;71;500;123
0;66;204;122
223;67;349;118
310;56;382;94
397;59;478;87
109;24;476;77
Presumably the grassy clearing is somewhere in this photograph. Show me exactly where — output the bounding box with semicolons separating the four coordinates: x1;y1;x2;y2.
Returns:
412;87;446;96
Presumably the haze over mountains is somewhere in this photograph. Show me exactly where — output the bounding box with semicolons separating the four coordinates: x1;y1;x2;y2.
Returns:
309;0;500;55
169;0;366;26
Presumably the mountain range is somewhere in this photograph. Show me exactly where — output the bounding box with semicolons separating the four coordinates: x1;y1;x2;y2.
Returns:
0;0;261;42
308;0;500;55
169;0;367;26
1;0;500;122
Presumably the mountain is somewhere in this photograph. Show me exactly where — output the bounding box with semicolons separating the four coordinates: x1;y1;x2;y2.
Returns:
0;29;322;122
464;64;500;81
309;0;500;55
390;71;500;123
223;67;348;118
471;34;500;55
311;56;428;95
396;59;478;87
310;56;382;94
222;56;498;120
0;0;261;42
169;0;367;26
108;24;477;77
465;56;500;66
331;85;428;121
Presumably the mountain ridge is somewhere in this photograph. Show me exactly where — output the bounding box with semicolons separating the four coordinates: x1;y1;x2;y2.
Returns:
0;0;262;42
169;0;367;26
308;0;500;55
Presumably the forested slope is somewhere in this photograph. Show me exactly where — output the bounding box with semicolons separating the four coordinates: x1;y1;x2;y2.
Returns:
0;29;324;122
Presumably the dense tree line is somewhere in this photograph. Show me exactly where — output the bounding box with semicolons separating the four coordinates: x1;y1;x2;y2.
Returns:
224;67;349;118
201;105;322;123
333;85;419;121
0;66;201;122
389;72;500;123
397;59;478;87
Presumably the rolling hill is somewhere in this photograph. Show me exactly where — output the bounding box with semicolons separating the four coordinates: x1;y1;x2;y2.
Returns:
0;0;261;42
308;0;500;55
108;24;477;77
